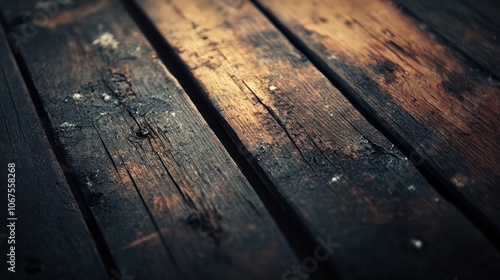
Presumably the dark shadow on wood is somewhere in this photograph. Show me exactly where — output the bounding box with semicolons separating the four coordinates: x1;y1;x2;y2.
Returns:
250;0;500;252
0;10;118;277
119;0;340;279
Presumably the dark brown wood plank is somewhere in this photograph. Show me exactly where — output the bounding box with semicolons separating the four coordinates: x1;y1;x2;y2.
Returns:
256;0;500;230
0;0;298;279
0;26;107;279
395;0;500;77
132;0;500;279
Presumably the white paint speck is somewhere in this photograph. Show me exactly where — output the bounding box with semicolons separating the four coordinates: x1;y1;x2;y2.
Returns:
328;55;337;60
410;238;423;249
269;85;277;91
330;175;342;183
171;112;176;117
92;32;119;49
60;122;75;127
102;93;112;101
434;197;440;202
408;185;415;191
60;122;75;130
72;93;83;101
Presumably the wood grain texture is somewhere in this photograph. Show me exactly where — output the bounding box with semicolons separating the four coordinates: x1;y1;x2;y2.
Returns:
0;26;107;279
256;0;500;229
0;0;297;279
134;0;500;278
395;0;500;77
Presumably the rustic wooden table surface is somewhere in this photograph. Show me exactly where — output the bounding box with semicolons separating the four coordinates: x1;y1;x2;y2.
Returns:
0;0;498;279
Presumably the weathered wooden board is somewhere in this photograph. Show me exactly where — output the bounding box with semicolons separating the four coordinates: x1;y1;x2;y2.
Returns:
133;0;500;279
395;0;500;77
255;0;500;231
0;26;107;279
0;0;298;279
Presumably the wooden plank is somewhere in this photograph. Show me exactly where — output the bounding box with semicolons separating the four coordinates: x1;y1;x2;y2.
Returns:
395;0;500;77
0;26;107;279
132;0;500;279
255;0;500;230
0;0;298;279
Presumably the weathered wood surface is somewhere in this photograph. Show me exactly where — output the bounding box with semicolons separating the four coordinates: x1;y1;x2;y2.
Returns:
133;0;500;278
0;26;107;279
395;0;500;77
0;0;298;279
256;0;500;230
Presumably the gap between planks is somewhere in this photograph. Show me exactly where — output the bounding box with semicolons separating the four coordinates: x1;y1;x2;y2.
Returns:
0;1;295;278
126;0;500;279
251;0;500;250
120;0;338;278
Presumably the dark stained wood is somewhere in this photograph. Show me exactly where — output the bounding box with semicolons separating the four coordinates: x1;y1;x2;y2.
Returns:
0;0;298;279
395;0;500;77
256;0;500;230
133;0;500;278
0;26;107;279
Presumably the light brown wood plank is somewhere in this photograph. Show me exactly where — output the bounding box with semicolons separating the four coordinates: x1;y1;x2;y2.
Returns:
395;0;500;77
256;0;500;230
0;0;297;278
133;0;500;278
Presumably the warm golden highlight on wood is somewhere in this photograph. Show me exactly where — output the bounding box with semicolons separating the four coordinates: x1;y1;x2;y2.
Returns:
257;0;500;227
0;0;498;279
